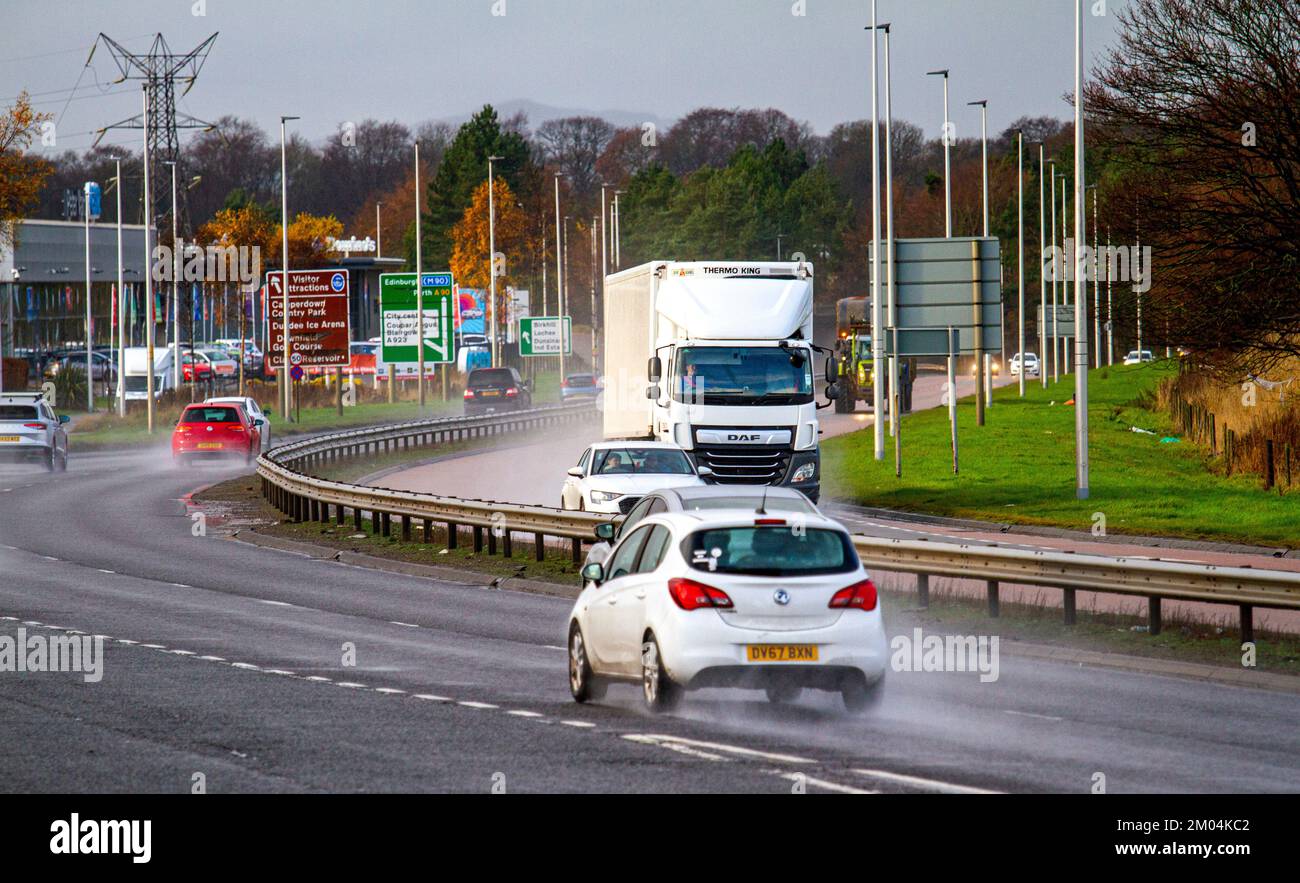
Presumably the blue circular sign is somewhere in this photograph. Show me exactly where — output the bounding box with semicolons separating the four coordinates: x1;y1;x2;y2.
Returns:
290;365;304;381
331;272;346;292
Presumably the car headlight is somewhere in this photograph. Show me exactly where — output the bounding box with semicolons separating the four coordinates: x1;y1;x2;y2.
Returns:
791;462;816;483
589;490;623;504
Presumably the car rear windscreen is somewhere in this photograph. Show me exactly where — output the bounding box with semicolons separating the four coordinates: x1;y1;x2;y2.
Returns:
182;406;241;423
682;526;857;576
0;405;38;420
682;496;813;514
566;374;595;385
468;369;513;388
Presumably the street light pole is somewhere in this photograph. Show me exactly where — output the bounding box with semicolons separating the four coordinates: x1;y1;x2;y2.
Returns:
375;201;382;258
416;141;426;408
927;69;952;238
613;191;623;268
487;154;503;368
1039;146;1049;389
1061;174;1068;375
554;173;565;379
165;160;179;392
877;21;896;437
1073;0;1090;500
115;158;125;416
969;100;989;237
1090;183;1100;369
869;0;883;461
1049;165;1059;384
279;115;299;422
142;86;155;434
1106;224;1114;365
1017;130;1025;397
83;183;93;412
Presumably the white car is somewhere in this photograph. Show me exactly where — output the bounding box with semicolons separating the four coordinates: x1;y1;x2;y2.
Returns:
197;348;239;379
1123;350;1155;365
205;396;271;452
567;509;888;713
0;392;68;471
560;441;709;514
1009;352;1040;378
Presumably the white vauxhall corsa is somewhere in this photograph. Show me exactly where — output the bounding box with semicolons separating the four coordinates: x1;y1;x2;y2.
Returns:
560;441;709;514
567;509;888;713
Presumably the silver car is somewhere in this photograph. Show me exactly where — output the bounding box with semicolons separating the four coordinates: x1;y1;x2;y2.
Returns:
0;392;69;471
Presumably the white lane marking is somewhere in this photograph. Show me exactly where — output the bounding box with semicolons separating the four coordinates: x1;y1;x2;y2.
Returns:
171;583;190;589
257;599;295;608
851;768;1002;794
303;676;332;683
336;681;367;688
231;662;261;671
169;649;196;656
637;734;814;765
198;655;225;662
140;643;166;649
623;734;728;762
374;687;406;695
506;709;543;718
388;621;419;628
22;620;42;626
561;720;595;729
41;556;57;561
541;644;566;651
264;669;295;676
1003;709;1064;722
458;700;498;710
97;569;115;574
116;639;138;645
413;694;452;702
774;771;875;794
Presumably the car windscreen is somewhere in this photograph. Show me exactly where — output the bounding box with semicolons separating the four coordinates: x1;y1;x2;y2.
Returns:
674;346;813;404
682;526;857;576
468;369;514;388
592;448;694;475
681;496;813;514
181;406;241;423
0;405;38;420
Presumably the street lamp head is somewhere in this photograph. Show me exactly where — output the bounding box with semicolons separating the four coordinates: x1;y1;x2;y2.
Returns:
926;69;949;78
280;115;300;123
968;99;987;108
870;22;890;32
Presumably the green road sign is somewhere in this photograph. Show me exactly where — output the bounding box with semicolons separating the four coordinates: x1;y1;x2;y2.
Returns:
519;316;571;356
379;272;456;365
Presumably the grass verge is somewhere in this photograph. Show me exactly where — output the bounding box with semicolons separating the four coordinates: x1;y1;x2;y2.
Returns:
822;361;1300;546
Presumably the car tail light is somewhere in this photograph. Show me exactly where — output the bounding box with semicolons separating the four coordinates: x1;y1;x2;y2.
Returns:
505;387;518;396
829;579;878;611
23;423;45;429
560;378;569;387
668;577;733;611
463;388;475;399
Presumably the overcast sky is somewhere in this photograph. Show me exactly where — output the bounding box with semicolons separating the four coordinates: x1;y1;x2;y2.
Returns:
4;0;1123;155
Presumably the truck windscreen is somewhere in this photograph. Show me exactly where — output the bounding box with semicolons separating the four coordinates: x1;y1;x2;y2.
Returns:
674;347;813;404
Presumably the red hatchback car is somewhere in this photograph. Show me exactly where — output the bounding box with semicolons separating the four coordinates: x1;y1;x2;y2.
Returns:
172;403;258;466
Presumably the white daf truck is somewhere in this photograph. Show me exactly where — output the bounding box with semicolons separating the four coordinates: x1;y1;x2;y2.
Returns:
602;260;830;502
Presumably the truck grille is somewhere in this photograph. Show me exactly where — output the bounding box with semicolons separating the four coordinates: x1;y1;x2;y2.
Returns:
694;445;791;485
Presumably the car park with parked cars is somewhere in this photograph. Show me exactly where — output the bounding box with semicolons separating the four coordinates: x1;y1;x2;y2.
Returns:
567;506;887;714
0;392;69;471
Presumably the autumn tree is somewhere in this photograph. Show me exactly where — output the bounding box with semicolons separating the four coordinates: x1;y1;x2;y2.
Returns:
0;92;53;249
450;177;527;292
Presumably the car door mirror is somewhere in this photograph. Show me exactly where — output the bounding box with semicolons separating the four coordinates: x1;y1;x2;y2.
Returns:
58;414;70;424
581;562;604;584
567;466;584;478
594;522;615;541
696;465;714;481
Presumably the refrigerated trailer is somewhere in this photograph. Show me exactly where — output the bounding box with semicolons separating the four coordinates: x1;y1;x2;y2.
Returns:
603;260;826;502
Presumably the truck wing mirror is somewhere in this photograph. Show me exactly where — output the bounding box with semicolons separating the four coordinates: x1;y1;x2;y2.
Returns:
647;356;662;383
646;384;661;400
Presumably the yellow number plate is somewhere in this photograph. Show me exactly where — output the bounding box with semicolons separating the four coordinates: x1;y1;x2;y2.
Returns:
0;436;19;443
746;644;818;662
197;442;223;449
480;390;500;396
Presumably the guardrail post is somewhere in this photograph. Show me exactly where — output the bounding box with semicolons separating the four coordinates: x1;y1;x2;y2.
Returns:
473;526;483;553
401;515;411;541
1063;588;1077;625
488;528;498;555
1148;596;1162;635
503;531;512;558
422;518;432;543
986;580;999;618
381;512;391;538
353;507;362;531
1240;604;1254;644
292;495;303;523
372;509;380;535
535;533;545;562
571;538;582;567
447;522;458;550
916;573;930;608
336;504;345;526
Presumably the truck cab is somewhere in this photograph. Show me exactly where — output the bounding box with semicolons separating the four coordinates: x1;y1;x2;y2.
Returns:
605;261;824;502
